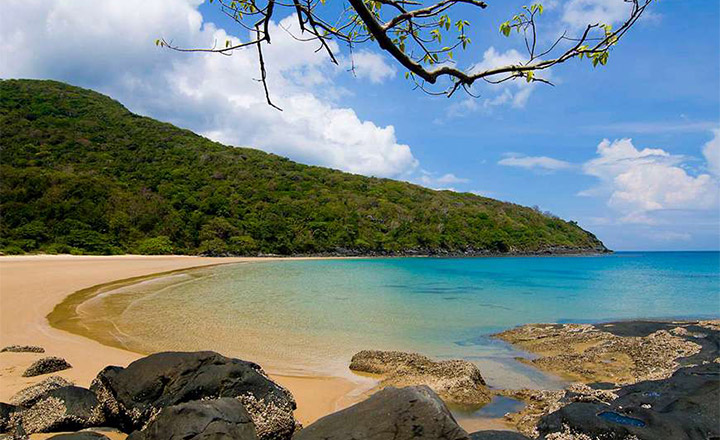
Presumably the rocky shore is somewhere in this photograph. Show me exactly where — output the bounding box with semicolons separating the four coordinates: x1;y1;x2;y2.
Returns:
2;319;718;439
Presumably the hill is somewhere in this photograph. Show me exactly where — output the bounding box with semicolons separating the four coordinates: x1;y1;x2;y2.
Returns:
0;79;608;256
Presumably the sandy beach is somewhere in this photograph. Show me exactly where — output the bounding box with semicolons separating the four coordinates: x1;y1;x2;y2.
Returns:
0;255;363;429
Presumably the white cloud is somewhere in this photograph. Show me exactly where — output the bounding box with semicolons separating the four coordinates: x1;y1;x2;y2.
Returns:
0;0;416;178
346;50;396;84
416;171;470;189
703;129;720;177
581;138;719;223
499;155;574;171
562;0;633;28
465;47;541;111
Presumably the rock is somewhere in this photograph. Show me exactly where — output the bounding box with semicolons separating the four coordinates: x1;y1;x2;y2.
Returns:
127;398;258;440
349;350;491;406
294;386;469;440
0;402;21;432
10;376;74;407
21;357;72;377
1;345;45;353
468;431;530;440
18;386;104;434
47;433;111;439
90;351;297;439
537;364;720;440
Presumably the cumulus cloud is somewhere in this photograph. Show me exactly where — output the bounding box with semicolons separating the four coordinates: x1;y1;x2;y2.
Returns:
0;0;415;178
471;47;537;109
703;129;720;177
562;0;634;29
346;50;397;84
499;155;574;171
580;138;719;223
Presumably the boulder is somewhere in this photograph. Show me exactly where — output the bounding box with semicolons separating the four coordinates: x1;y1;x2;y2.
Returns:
538;364;719;440
349;350;490;406
22;356;72;377
10;376;74;407
90;351;297;439
0;402;21;432
127;398;258;440
294;386;469;440
18;386;105;433
468;432;530;440
1;345;45;353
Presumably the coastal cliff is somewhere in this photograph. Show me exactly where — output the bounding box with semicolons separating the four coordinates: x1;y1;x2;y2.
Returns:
0;79;608;256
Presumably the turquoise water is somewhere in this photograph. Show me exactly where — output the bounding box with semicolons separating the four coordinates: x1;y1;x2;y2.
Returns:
77;252;719;389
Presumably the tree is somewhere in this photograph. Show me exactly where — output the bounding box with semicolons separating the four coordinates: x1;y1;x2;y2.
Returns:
158;0;654;108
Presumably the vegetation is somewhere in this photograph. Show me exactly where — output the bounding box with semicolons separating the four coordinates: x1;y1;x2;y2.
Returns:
0;79;607;256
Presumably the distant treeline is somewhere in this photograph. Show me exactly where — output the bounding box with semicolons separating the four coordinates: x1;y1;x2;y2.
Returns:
0;79;607;256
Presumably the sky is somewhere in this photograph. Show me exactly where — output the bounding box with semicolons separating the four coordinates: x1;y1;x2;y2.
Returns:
1;0;718;251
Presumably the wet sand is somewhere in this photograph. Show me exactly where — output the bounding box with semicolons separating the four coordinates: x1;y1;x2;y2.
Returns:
0;255;366;427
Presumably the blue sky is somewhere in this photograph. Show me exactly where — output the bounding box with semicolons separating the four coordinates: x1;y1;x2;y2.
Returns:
1;0;718;250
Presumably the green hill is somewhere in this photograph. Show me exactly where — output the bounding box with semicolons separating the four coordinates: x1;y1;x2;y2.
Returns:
0;79;608;256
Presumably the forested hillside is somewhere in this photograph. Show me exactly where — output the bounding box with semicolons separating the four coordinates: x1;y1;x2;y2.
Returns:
0;80;607;256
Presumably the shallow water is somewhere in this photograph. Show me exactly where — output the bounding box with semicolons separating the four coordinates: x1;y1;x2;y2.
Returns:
67;252;719;390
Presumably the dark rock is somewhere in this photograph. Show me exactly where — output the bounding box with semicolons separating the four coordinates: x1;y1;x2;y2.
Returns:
0;402;21;432
47;433;111;440
468;432;530;440
90;351;297;439
21;357;72;377
294;386;469;440
19;386;104;433
10;376;74;407
538;364;720;440
1;345;45;353
127;398;258;440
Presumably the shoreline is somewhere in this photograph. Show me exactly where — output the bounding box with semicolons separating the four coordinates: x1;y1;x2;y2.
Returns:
0;255;368;428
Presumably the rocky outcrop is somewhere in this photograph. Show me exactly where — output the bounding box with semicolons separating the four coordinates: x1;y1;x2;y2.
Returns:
18;386;105;433
1;345;45;353
495;323;702;385
10;376;74;407
349;350;491;406
537;363;720;440
22;356;72;377
89;351;297;439
127;398;258;440
294;386;469;440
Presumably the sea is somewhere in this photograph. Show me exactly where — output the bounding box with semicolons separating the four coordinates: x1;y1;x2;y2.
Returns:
70;251;720;391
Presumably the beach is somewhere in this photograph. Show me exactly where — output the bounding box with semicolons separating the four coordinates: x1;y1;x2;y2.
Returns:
0;255;361;429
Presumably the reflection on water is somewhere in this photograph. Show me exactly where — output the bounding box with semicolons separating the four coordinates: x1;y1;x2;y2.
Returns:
54;252;719;390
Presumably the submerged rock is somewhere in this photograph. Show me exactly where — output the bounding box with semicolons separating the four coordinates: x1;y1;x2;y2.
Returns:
90;351;297;439
18;386;105;433
22;356;72;377
538;363;720;440
468;432;530;440
350;350;491;406
294;386;469;440
10;376;74;407
47;432;111;440
1;345;45;353
127;398;258;440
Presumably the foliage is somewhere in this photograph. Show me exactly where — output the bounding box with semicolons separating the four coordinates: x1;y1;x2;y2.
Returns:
0;79;607;256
